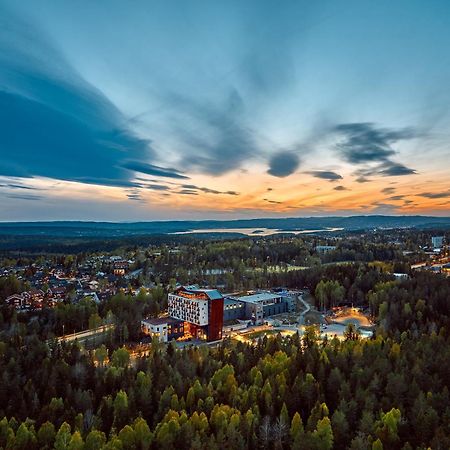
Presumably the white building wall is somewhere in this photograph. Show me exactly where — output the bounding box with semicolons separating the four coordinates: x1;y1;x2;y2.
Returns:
168;293;209;326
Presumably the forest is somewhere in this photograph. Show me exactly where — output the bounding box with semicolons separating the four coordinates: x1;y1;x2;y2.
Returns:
0;268;449;448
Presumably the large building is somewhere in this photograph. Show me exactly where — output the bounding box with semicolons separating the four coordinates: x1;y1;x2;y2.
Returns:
168;285;224;341
225;291;294;325
141;317;184;343
432;236;444;249
223;298;247;321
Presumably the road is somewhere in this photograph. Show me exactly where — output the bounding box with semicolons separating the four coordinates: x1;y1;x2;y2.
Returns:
297;292;311;324
54;324;114;343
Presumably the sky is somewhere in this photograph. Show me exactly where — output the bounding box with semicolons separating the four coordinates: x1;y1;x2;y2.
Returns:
1;0;450;221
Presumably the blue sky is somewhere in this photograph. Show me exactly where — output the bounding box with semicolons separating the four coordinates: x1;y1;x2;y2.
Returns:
1;0;449;220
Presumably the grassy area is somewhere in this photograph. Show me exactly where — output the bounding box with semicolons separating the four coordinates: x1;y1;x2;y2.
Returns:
242;329;280;340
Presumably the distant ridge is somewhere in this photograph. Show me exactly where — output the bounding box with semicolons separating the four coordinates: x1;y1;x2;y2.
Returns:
0;215;449;238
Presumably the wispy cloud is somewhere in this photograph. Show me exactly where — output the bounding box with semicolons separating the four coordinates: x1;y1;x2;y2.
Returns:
334;122;417;178
181;184;239;196
122;162;189;180
418;190;450;199
0;7;158;189
6;193;42;201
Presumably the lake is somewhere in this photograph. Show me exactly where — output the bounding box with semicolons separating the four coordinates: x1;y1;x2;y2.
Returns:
171;227;343;236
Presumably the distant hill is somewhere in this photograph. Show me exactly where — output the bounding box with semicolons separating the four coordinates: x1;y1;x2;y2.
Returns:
0;215;449;238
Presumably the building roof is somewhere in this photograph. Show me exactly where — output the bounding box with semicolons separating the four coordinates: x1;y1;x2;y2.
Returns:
224;298;245;307
232;292;282;304
176;285;223;300
142;317;184;326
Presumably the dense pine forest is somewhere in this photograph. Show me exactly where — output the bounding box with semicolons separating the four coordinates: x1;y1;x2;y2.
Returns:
0;234;449;449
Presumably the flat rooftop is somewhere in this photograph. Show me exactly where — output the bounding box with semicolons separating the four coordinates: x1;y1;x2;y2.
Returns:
224;298;245;307
232;292;282;304
142;317;184;326
175;285;223;300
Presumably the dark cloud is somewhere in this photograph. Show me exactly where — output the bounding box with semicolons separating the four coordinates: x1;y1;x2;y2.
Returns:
381;187;396;194
178;189;198;195
389;195;405;201
121;161;188;180
267;151;300;177
143;184;171;191
333;185;348;191
6;193;42;201
308;170;342;181
355;161;416;178
418;190;450;199
0;9;158;188
355;176;371;183
378;162;416;176
180;184;239;195
127;194;142;201
335;122;416;164
0;182;44;191
334;122;417;179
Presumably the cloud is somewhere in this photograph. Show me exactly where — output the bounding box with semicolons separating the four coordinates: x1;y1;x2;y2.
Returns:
178;189;198;195
122;161;189;179
263;198;282;204
267;151;300;177
333;185;348;191
389;195;405;201
418;190;450;199
127;193;143;201
143;184;171;191
6;193;42;201
0;8;158;188
0;182;44;191
355;161;416;178
334;122;417;178
180;184;239;196
378;162;416;176
355;176;371;183
381;187;396;194
161;89;260;175
369;202;399;214
335;122;416;164
308;170;342;181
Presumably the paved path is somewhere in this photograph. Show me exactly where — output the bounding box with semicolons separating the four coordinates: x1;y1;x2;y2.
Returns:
297;293;311;325
54;324;114;343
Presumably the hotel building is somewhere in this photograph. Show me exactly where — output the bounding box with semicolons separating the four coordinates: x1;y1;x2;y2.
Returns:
168;285;224;341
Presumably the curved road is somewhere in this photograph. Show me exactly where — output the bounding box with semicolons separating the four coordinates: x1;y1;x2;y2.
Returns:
297;292;311;325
